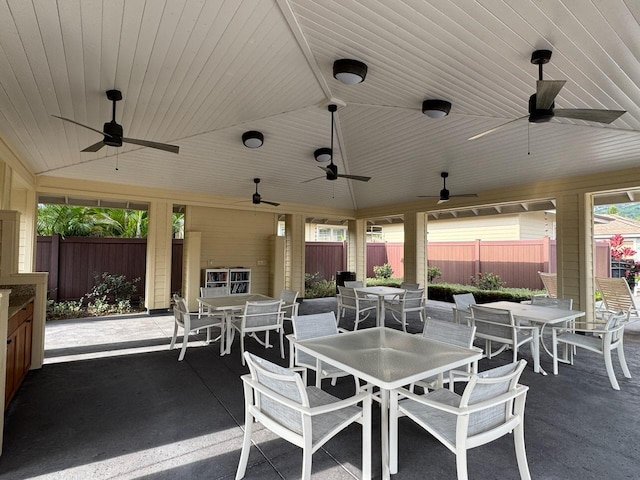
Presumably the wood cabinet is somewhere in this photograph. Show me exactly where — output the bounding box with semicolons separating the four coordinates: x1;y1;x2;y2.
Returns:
5;300;33;408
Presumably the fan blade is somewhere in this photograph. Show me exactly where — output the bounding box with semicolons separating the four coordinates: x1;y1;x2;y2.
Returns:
122;137;179;154
317;166;332;174
81;141;106;152
554;108;625;124
52;115;109;137
260;200;280;207
301;176;324;184
467;116;527;140
437;198;450;205
337;174;371;182
536;80;566;109
450;194;479;198
417;195;439;198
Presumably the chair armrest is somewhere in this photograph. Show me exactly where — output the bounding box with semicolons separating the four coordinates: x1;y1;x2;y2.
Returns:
307;390;372;416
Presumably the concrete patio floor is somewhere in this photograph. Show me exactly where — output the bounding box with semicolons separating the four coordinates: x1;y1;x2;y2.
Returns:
0;298;638;479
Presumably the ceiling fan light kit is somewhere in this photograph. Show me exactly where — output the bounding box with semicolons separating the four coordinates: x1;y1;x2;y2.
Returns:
314;147;332;162
242;131;264;148
422;99;452;118
333;59;368;84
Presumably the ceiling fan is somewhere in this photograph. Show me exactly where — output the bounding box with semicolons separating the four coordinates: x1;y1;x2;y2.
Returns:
303;104;371;183
418;172;478;204
251;178;280;206
52;89;180;154
468;50;626;140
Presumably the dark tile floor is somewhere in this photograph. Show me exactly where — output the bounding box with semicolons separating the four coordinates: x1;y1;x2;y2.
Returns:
1;298;638;479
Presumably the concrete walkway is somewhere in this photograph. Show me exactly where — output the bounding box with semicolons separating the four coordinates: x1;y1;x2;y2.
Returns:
0;298;638;479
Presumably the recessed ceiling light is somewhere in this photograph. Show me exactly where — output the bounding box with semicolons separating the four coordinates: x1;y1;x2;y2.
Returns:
333;59;368;84
422;99;452;118
242;131;264;148
314;147;332;162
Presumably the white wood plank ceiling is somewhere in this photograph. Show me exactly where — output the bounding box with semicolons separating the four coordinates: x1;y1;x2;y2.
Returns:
1;0;639;211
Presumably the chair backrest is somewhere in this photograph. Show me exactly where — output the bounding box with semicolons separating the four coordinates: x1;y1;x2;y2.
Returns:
244;352;308;435
173;297;187;325
338;286;357;307
200;286;229;297
400;289;425;310
453;293;476;312
538;272;558;298
604;311;628;344
595;277;638;315
344;280;364;288
470;305;515;340
400;282;420;290
242;300;283;329
459;360;527;438
279;289;299;305
292;312;339;366
422;318;476;349
531;296;573;310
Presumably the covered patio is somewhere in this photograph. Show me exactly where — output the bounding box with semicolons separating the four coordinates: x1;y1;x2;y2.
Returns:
1;299;638;479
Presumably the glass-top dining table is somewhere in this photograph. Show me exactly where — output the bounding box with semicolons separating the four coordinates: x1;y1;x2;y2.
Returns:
197;293;273;355
355;286;406;327
296;326;483;480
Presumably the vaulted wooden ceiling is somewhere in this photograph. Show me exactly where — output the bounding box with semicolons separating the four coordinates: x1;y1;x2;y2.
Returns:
1;1;639;211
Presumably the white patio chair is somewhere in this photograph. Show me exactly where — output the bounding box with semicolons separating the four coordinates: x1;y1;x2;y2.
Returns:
230;299;285;365
410;319;478;392
469;305;540;373
538;271;558;298
552;311;632;390
344;280;364;288
336;286;377;330
530;296;573;310
236;352;372;480
288;312;359;391
385;289;426;332
400;282;420;290
595;277;640;321
391;360;530;480
170;296;225;361
452;293;476;324
279;289;299;327
198;285;229;319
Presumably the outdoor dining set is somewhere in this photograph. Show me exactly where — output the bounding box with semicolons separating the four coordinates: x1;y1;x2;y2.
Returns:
169;275;636;480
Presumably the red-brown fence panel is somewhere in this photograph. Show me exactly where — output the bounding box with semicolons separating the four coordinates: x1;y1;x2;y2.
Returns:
305;242;346;281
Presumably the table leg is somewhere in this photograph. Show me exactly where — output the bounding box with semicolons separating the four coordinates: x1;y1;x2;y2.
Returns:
379;297;386;327
224;311;234;355
389;389;398;474
380;388;390;480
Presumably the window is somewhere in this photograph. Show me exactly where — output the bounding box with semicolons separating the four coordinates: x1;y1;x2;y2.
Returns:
316;226;346;242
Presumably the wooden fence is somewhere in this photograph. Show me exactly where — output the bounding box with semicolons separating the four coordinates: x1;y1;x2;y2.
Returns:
36;235;183;301
305;239;612;290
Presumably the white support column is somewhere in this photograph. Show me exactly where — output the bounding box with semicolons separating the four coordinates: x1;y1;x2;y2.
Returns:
145;201;173;312
403;212;426;288
285;214;305;297
182;230;202;312
347;219;366;282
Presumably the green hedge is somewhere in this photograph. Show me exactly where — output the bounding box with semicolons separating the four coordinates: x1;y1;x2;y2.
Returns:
426;282;544;303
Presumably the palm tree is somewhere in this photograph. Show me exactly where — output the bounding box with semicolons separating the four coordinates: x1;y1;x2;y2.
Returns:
37;205;102;237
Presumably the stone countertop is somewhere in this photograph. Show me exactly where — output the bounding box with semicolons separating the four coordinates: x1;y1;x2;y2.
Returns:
7;295;35;319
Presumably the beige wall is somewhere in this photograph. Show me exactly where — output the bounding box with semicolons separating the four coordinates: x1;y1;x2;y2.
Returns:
427;214;520;241
187;206;277;296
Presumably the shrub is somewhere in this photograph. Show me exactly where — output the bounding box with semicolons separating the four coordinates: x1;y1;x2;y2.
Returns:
469;272;505;290
366;277;401;287
304;272;336;298
373;263;393;279
86;272;140;303
46;299;84;320
427;266;442;282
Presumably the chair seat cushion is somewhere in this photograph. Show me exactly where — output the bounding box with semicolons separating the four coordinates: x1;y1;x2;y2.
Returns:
400;388;461;446
306;387;361;445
